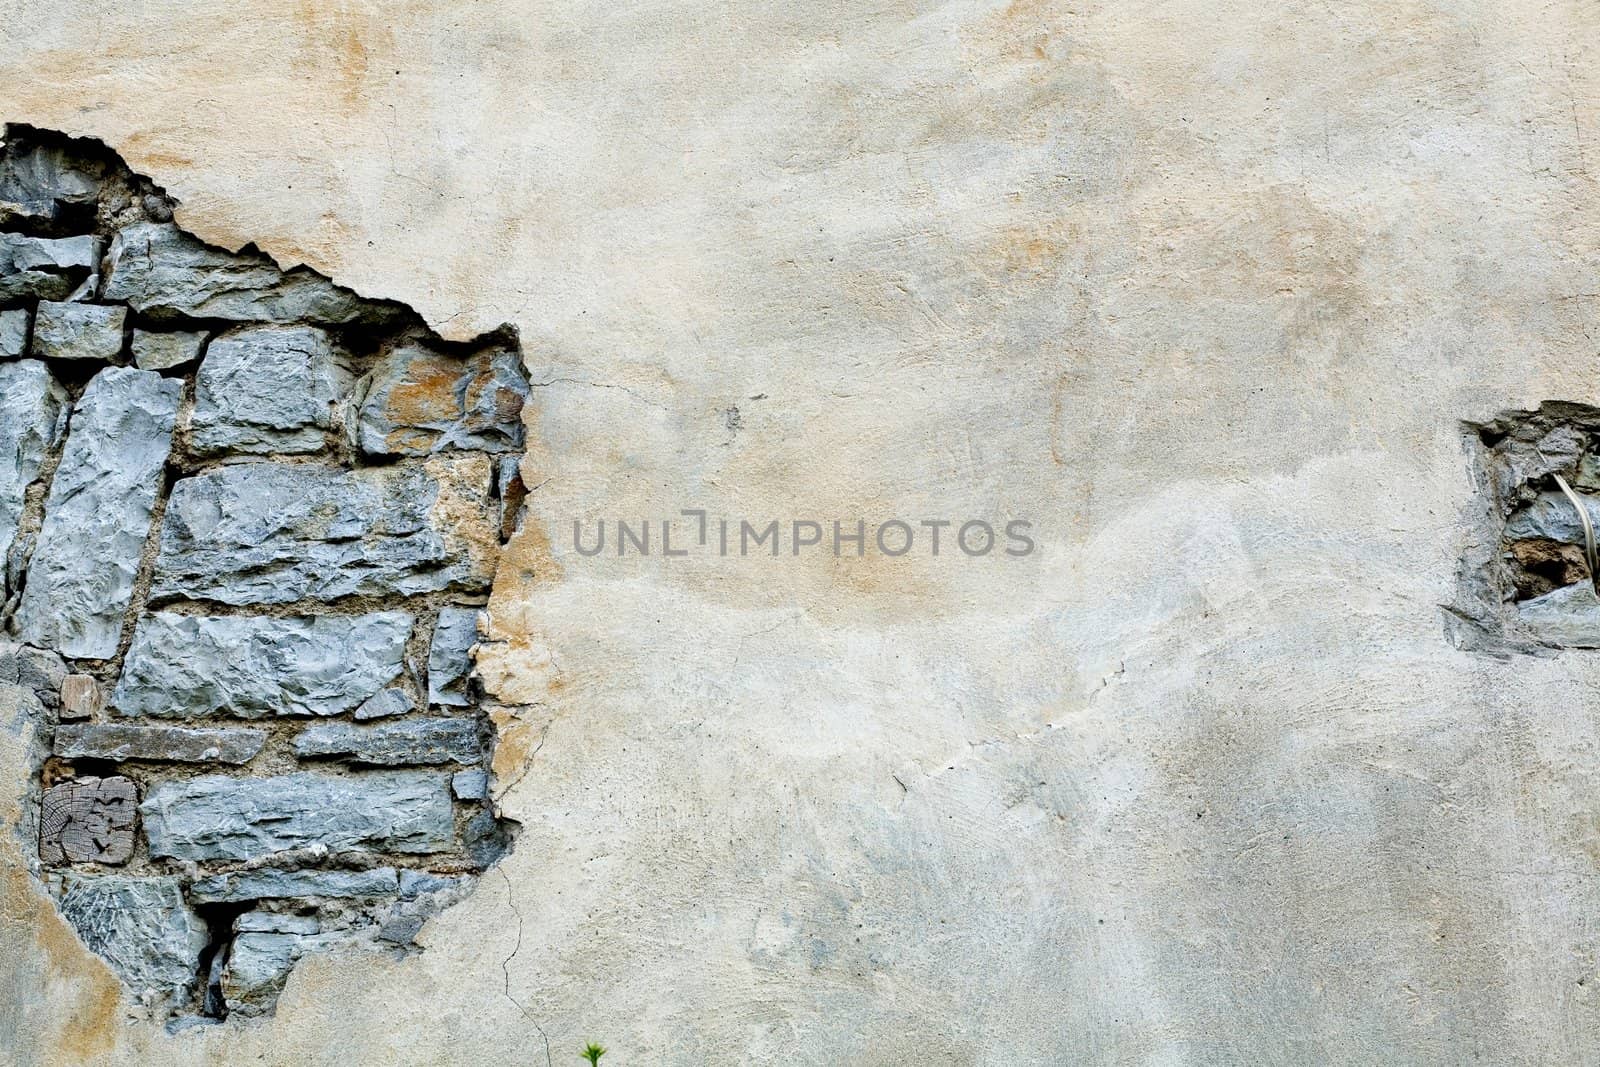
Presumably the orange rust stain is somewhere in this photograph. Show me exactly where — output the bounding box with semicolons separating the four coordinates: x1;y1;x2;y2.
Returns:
290;0;391;111
385;355;462;431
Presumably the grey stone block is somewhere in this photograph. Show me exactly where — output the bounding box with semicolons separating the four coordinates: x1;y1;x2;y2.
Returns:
104;221;383;324
190;866;399;903
428;607;481;707
222;930;352;1017
0;138;104;227
294;717;482;765
54;723;265;764
30;300;126;362
235;911;320;934
191;325;352;455
398;870;472;899
152;458;498;605
57;876;207;1005
1506;489;1600;543
15;367;180;658
131;328;205;371
0;641;68;704
356;342;527;456
451;769;489;800
0;308;28;358
0;233;99;301
112;611;412;719
141;771;455;861
0;360;66;574
355;687;416;721
1517;581;1600;646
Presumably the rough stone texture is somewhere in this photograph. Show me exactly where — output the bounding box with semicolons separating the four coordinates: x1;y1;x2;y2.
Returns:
57;674;101;721
130;328;204;371
103;221;382;324
235;912;320;935
353;687;415;721
1505;490;1600;543
38;776;137;864
0;641;66;706
1514;582;1600;646
140;771;455;861
451;769;488;800
356;342;527;456
294;718;481;765
152;458;498;605
190;325;351;455
220;930;349;1018
0;308;28;357
426;607;479;707
29;300;126;362
189;867;399;903
0;136;102;228
14;367;179;658
0;360;65;572
56;877;206;1007
112;612;411;719
0;233;97;300
397;870;471;900
53;724;265;764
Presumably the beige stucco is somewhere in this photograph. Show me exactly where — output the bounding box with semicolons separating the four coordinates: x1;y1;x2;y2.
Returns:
4;0;1600;1062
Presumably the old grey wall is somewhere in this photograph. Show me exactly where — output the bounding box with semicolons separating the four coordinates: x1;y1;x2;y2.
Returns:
2;0;1600;1063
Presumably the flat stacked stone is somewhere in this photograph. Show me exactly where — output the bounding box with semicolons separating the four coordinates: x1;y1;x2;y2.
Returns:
112;612;412;719
0;232;99;300
54;723;266;764
293;718;482;765
141;771;456;861
103;221;386;325
151;457;498;605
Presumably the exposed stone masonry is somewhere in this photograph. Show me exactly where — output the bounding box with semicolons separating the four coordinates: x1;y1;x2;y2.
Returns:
1452;403;1600;652
0;125;530;1022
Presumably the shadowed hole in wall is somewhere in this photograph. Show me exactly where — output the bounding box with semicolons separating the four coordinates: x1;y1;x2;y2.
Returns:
1450;402;1600;654
0;124;530;1025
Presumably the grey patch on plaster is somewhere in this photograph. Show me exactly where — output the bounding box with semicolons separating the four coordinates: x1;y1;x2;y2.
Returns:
1449;402;1600;654
1;124;529;1024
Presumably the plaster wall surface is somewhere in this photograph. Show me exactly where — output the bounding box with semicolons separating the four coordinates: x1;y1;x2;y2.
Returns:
2;0;1599;1063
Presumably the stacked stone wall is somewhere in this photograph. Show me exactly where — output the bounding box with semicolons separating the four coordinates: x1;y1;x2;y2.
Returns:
0;125;526;1022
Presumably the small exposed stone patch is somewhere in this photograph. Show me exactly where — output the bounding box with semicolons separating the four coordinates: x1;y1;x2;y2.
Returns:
0;124;529;1023
1453;402;1600;652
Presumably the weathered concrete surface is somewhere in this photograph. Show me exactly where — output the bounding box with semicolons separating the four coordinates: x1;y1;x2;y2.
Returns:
4;1;1600;1065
